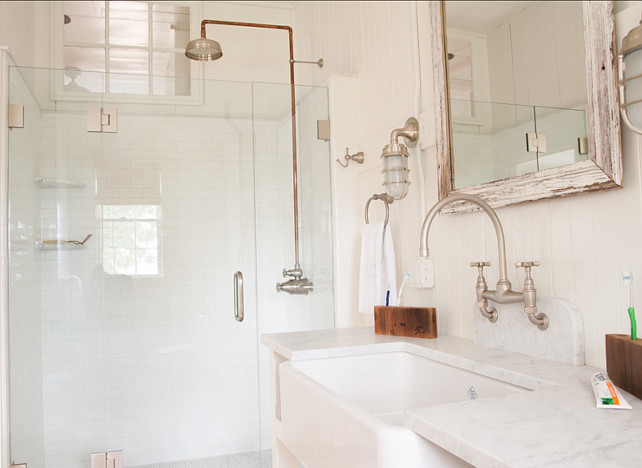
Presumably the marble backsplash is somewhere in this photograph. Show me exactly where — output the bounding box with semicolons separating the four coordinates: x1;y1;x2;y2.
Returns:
473;297;585;365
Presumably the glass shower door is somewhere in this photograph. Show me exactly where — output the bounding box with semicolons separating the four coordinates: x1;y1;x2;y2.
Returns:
7;66;265;467
97;97;263;466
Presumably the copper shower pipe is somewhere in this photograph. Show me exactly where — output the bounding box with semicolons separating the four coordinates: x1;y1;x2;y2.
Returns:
199;19;301;268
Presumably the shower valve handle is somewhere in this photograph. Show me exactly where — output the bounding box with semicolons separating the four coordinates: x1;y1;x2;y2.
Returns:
282;267;303;279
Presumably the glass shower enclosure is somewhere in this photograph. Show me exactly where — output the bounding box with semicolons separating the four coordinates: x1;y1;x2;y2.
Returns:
5;65;334;467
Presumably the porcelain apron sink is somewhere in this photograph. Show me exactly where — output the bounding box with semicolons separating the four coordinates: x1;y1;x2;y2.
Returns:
279;351;530;468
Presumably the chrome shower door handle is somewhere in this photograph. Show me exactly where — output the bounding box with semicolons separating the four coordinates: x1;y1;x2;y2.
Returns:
234;271;244;322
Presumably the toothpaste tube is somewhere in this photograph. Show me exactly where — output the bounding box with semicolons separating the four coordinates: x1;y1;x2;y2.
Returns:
591;372;632;410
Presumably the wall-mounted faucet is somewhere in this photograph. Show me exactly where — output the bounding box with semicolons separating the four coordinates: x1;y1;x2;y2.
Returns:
419;193;549;330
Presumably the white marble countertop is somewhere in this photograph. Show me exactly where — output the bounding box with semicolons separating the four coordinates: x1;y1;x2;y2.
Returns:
261;327;642;468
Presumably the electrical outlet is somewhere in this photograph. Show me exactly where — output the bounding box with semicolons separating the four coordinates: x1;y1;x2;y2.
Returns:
408;257;435;289
419;257;435;288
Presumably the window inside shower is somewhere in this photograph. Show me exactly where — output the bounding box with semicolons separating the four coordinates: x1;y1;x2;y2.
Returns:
101;204;161;276
55;1;196;98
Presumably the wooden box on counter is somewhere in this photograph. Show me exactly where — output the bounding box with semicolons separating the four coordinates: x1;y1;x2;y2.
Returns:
605;334;642;400
374;306;437;339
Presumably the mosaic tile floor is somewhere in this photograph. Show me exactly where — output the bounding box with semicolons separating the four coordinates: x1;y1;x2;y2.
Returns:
131;450;272;468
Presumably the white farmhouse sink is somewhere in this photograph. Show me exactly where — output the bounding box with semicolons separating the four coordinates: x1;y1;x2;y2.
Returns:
279;351;531;468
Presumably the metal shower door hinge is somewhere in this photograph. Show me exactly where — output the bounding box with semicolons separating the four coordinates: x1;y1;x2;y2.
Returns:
87;107;118;133
525;132;547;153
578;137;589;155
91;450;123;468
8;104;24;128
11;463;27;468
317;120;330;140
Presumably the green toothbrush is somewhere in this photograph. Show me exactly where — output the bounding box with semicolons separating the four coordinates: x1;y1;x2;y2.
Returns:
623;271;637;340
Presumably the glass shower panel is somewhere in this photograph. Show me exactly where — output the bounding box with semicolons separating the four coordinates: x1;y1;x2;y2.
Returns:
251;81;334;333
251;81;334;451
7;67;265;467
99;84;262;467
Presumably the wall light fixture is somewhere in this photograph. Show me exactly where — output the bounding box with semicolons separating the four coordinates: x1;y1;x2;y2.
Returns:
380;117;419;201
619;15;642;133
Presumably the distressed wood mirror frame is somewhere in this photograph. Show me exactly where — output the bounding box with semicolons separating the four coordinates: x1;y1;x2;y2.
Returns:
429;1;622;212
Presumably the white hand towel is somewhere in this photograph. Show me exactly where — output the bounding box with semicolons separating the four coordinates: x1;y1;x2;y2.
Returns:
381;225;398;307
359;222;398;314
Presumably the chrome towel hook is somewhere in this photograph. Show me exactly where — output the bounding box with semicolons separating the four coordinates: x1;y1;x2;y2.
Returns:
365;193;390;226
336;147;365;167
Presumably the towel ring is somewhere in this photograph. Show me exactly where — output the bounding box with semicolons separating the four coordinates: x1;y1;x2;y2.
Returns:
365;194;389;226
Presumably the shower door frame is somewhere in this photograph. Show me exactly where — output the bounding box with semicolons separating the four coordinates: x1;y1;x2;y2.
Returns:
1;47;15;468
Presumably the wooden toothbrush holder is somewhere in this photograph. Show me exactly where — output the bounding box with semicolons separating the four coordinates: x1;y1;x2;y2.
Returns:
374;306;437;339
605;334;642;400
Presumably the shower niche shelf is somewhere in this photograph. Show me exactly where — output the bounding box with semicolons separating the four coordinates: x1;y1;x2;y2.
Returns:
34;178;86;189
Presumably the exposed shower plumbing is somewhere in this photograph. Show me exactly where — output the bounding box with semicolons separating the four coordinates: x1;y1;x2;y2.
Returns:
186;19;323;296
277;266;314;295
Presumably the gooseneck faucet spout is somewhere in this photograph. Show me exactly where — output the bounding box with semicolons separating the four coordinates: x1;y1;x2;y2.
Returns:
420;194;509;283
419;194;549;330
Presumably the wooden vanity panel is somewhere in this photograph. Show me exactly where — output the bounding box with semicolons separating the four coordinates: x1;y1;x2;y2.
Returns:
605;334;642;400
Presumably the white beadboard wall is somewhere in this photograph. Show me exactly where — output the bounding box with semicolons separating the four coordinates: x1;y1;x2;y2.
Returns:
486;1;586;109
294;0;436;330
294;0;642;369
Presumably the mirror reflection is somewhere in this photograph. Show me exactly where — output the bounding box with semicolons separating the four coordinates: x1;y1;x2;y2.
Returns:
445;1;590;189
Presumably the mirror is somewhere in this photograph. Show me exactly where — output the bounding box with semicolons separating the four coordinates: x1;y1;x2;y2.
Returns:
429;1;622;211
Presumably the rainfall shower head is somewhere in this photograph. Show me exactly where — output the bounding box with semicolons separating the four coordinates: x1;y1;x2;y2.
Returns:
185;37;223;61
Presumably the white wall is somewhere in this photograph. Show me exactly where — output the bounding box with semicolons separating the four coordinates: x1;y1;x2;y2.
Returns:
296;0;642;370
0;1;35;67
199;3;294;84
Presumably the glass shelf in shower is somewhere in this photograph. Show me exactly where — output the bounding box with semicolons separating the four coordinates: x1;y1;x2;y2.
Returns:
34;178;86;189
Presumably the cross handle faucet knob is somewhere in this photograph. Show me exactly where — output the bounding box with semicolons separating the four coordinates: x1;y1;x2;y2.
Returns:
470;261;491;274
516;261;540;278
